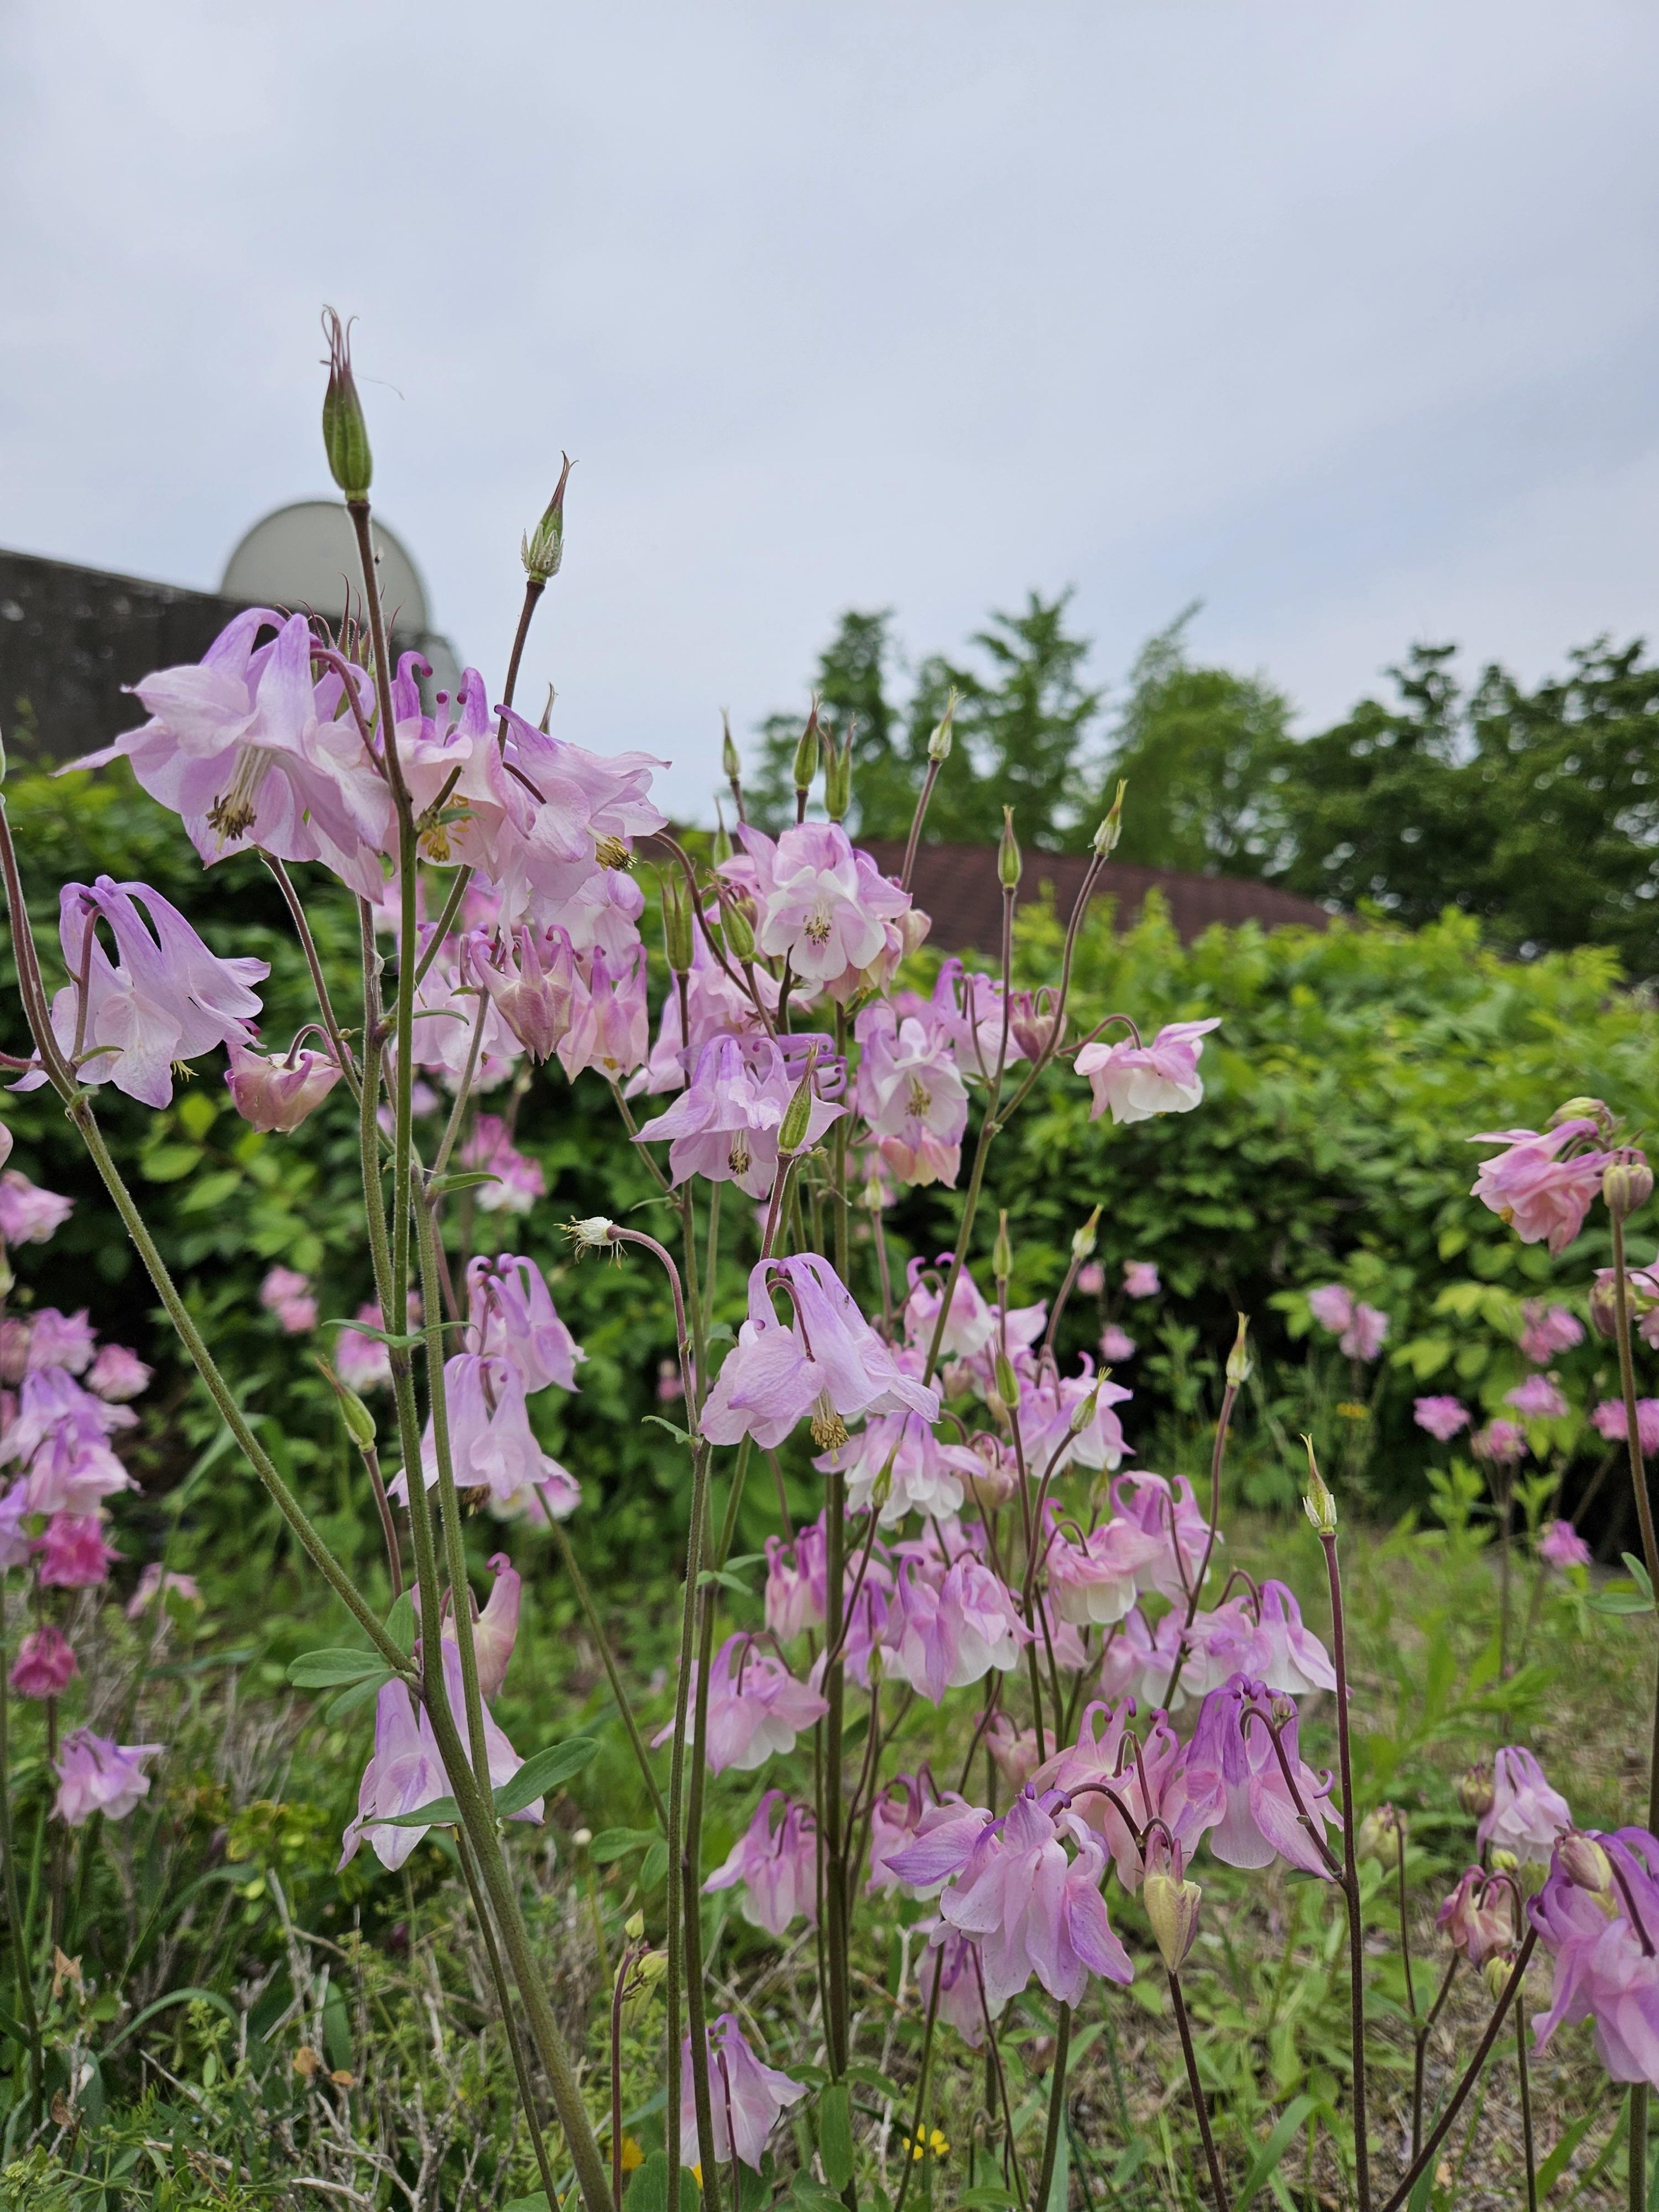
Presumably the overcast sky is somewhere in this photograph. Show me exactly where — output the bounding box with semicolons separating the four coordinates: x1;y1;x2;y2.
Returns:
3;2;1657;819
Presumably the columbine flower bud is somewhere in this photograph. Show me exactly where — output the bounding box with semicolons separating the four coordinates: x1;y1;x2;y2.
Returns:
1071;1208;1101;1265
993;1352;1020;1408
320;308;372;500
637;1949;669;1989
1589;1270;1621;1340
712;803;734;867
521;453;573;582
1144;1864;1203;1971
1489;1846;1519;1876
997;806;1022;892
1457;1763;1495;1819
792;702;821;802
927;691;957;763
624;1908;645;1939
777;1060;817;1155
1225;1313;1252;1390
1482;1952;1518;2000
992;1210;1013;1284
1552;1095;1614;1137
722;899;756;961
662;880;693;977
1268;1693;1295;1729
336;1383;378;1451
1558;1831;1615;1897
1358;1803;1404;1870
825;727;852;822
1093;780;1127;857
1604;1151;1654;1223
722;714;742;790
1301;1436;1337;1535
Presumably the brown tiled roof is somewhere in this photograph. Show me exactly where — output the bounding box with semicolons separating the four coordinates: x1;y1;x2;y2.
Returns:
855;840;1329;954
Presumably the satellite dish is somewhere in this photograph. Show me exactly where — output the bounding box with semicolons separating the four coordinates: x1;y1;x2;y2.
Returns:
220;500;461;697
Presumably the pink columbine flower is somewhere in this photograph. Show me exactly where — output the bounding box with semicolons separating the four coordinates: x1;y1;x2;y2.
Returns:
1415;1395;1470;1442
0;1171;73;1246
471;1554;522;1700
0;1484;29;1571
1074;1019;1221;1126
259;1266;317;1334
854;1001;969;1189
902;1254;998;1360
764;1521;828;1641
557;942;649;1083
1307;1284;1354;1335
702;1254;938;1451
736;820;915;1001
881;1554;1030;1704
27;1309;97;1375
985;1715;1053;1791
1507;1374;1569;1421
1540;1520;1592;1571
1472;1419;1528;1467
1520;1300;1584;1364
1035;1702;1220;1892
815;1407;980;1525
1076;1261;1105;1295
225;1037;341;1133
680;2014;807;2171
1342;1302;1389;1361
1530;1829;1659;2088
87;1344;150;1402
28;877;268;1110
703;1790;820;1935
1469;1120;1611;1255
1438;1867;1518;1967
53;1730;161;1825
1478;1747;1572;1867
1045;1512;1164;1628
1123;1260;1160;1298
915;1918;990;2045
1187;1675;1340;1877
1250;1581;1338;1697
458;1115;546;1215
634;1035;843;1197
866;1777;989;1897
1098;1323;1136;1361
890;1786;1134;2010
10;1625;79;1699
125;1564;203;1618
468;922;578;1062
37;1512;121;1588
1592;1399;1659;1455
335;1306;393;1391
1110;1470;1215;1603
397;1354;569;1516
654;1634;828;1775
465;1255;585;1394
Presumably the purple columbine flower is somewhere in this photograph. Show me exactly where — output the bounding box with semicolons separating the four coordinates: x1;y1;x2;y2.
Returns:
1110;1470;1216;1605
72;1335;146;1402
1477;1747;1573;1867
458;1115;547;1216
1074;1019;1221;1126
1035;1701;1221;1893
866;1774;989;1897
259;1265;316;1334
53;1730;161;1825
881;1553;1030;1705
471;1553;522;1700
0;1170;72;1246
701;1254;939;1451
1307;1284;1354;1335
901;1253;998;1361
1098;1323;1137;1362
336;1303;393;1392
465;1254;586;1394
763;1520;828;1641
1530;1828;1659;2087
1506;1374;1569;1421
225;1037;341;1133
1468;1119;1611;1255
1437;1866;1517;1966
815;1407;981;1525
36;1511;121;1589
10;1625;79;1699
556;942;649;1083
854;1000;969;1189
1187;1674;1340;1877
703;1790;820;1935
634;1035;843;1197
1540;1519;1592;1570
1044;1510;1164;1629
1250;1581;1338;1697
679;2014;807;2172
398;1353;573;1521
1414;1395;1470;1442
1592;1398;1659;1454
1520;1300;1584;1364
732;819;915;1001
26;1310;96;1376
467;921;578;1062
654;1632;828;1775
915;1918;990;2044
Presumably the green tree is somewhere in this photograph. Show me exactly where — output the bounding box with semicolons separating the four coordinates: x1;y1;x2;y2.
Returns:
748;609;909;833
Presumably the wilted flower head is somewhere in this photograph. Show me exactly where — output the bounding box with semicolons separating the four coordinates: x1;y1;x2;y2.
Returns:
225;1037;341;1133
1478;1747;1573;1867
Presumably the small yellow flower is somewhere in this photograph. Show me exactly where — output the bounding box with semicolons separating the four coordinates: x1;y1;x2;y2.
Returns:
620;2137;645;2173
928;2128;950;2160
1335;1400;1369;1422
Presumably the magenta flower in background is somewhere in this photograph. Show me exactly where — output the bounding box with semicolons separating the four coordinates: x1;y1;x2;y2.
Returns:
1123;1260;1160;1298
679;2014;807;2171
87;1344;150;1402
1530;1829;1659;2088
1592;1399;1659;1455
1414;1395;1471;1442
125;1564;202;1618
335;1305;393;1392
854;1001;968;1188
460;1115;547;1215
37;1512;121;1588
1341;1302;1389;1361
702;1254;938;1451
1437;1867;1517;1967
1074;1019;1221;1125
655;1633;828;1775
259;1266;317;1334
53;1730;161;1825
1469;1120;1610;1255
1076;1261;1105;1296
10;1625;79;1699
1098;1323;1137;1362
26;1308;96;1376
764;1521;827;1641
1472;1418;1528;1467
1307;1284;1354;1335
1478;1747;1572;1866
225;1038;341;1133
465;1255;586;1394
1540;1520;1592;1571
1506;1374;1570;1421
1187;1675;1340;1878
1520;1300;1584;1364
0;1171;72;1246
704;1790;820;1935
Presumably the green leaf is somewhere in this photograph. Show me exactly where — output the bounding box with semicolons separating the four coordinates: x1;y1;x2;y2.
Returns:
503;2196;551;2212
817;2082;853;2190
180;1170;243;1213
383;1793;461;1829
640;1838;670;1888
627;2153;670;2212
844;2061;902;2103
697;1567;756;1594
786;2182;843;2212
494;1737;598;1815
1624;1552;1655;1603
1233;2094;1318;2211
643;1414;692;1444
288;1648;389;1689
321;1318;426;1350
100;1986;241;2058
1589;1580;1656;1617
956;2190;1020;2210
385;1591;417;1660
325;1672;393;1722
588;1826;659;1864
1535;2104;1598;2196
140;1144;202;1183
0;2001;33;2049
426;1170;503;1194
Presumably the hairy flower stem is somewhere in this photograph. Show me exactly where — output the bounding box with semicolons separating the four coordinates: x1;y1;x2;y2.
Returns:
0;1639;42;2129
1032;2000;1072;2212
823;1466;852;2078
1411;1958;1457;2162
457;1827;562;2212
665;1438;711;2212
682;1478;724;2212
1161;1375;1238;1709
1380;1932;1536;2212
262;854;361;1098
1515;1985;1538;2212
1169;1970;1229;2210
1321;1528;1370;2212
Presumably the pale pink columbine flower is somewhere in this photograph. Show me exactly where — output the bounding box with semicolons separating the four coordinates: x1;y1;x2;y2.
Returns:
815;1408;980;1526
53;1730;161;1825
915;1919;990;2045
1307;1284;1354;1335
881;1554;1030;1704
732;820;915;1001
854;1001;969;1188
702;1254;938;1451
902;1254;997;1361
27;1309;96;1375
1530;1829;1659;2088
654;1633;828;1775
634;1036;843;1197
1477;1747;1572;1867
1098;1323;1137;1361
1044;1511;1164;1627
890;1786;1134;2010
467;922;578;1062
1342;1302;1389;1361
1414;1395;1470;1442
335;1306;393;1392
557;942;650;1083
1249;1582;1339;1697
397;1354;568;1515
679;2014;807;2172
37;1512;120;1588
1111;1470;1215;1603
1592;1399;1659;1454
1035;1702;1221;1892
125;1564;202;1618
1123;1260;1160;1298
1187;1675;1340;1877
87;1344;150;1402
627;929;780;1097
703;1790;820;1934
985;1715;1054;1791
1437;1867;1517;1967
1471;1418;1528;1467
764;1521;827;1641
0;1367;135;1507
1520;1300;1584;1365
1506;1374;1569;1421
866;1777;988;1897
10;1625;79;1699
0;1171;72;1246
225;1037;341;1133
458;1115;546;1215
1074;1019;1221;1126
471;1554;522;1700
259;1266;317;1334
465;1255;586;1393
1540;1520;1592;1571
1468;1119;1611;1255
28;877;269;1110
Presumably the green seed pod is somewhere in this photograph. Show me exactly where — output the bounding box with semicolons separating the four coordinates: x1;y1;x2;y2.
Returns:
722;899;755;961
1093;779;1127;857
997;806;1022;893
722;713;742;789
662;878;693;977
792;702;821;802
521;453;573;582
823;728;852;822
320;308;372;500
927;691;957;763
778;1059;816;1154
